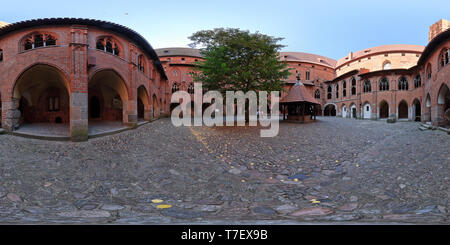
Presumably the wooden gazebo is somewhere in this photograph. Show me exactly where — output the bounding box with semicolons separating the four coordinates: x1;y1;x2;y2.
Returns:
280;81;320;123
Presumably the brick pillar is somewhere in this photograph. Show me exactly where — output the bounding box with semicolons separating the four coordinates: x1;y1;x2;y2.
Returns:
69;26;89;141
123;100;138;128
144;109;152;121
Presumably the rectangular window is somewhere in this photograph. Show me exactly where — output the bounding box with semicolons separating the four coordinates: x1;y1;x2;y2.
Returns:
306;71;310;80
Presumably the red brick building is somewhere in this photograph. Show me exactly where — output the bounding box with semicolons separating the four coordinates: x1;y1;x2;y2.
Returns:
0;18;170;141
158;19;449;127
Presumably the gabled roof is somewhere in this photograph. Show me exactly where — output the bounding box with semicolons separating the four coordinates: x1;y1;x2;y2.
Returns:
0;18;167;80
280;83;320;104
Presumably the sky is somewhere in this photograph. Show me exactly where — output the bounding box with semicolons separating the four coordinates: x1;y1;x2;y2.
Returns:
1;0;449;60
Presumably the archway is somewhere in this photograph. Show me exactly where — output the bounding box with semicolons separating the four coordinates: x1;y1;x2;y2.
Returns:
341;105;347;118
379;101;389;119
137;85;150;121
363;102;371;119
398;100;408;119
88;69;128;125
437;84;450;126
412;99;421;122
324;104;336;116
12;64;70;136
350;104;357;118
425;94;432;122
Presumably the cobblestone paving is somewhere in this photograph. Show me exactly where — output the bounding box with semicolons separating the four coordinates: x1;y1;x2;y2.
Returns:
0;117;448;224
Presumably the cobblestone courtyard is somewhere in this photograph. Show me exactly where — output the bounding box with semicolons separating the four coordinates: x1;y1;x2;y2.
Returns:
0;117;448;224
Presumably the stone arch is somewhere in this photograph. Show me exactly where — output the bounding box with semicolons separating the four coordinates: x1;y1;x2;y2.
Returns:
19;31;59;52
412;98;421;122
88;69;129;123
324;103;336;116
437;84;450;125
10;63;70;131
398;100;408;119
379;100;389;119
137;85;151;120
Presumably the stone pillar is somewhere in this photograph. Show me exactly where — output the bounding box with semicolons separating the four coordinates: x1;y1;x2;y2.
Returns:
3;99;20;131
144;109;152;121
70;92;88;142
123;100;138;128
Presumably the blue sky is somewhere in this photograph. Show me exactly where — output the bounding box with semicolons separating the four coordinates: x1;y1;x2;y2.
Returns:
1;0;448;60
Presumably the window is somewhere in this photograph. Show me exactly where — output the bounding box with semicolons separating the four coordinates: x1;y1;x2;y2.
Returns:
342;80;347;97
336;84;339;98
181;58;185;61
439;48;449;68
22;33;57;51
363;80;371;93
398;76;408;90
96;37;120;56
383;61;391;70
327;85;332;100
188;83;194;94
414;75;421;88
172;83;179;93
379;77;389;91
426;63;432;79
138;55;145;72
48;96;60;112
306;71;310;80
314;89;320;99
0;49;3;62
351;78;356;95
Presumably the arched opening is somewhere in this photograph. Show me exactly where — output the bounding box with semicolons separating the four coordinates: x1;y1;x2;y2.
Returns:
88;70;128;128
413;99;421;122
363;102;371;119
12;64;70;136
379;101;389;119
398;100;408;119
425;94;432;122
350;104;357;118
324;104;336;116
137;86;150;121
437;84;450;126
341;105;347;118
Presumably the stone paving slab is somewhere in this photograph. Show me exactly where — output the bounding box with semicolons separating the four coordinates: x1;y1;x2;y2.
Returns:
0;117;448;224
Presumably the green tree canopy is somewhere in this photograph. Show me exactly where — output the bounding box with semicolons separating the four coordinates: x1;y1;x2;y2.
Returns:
189;28;291;95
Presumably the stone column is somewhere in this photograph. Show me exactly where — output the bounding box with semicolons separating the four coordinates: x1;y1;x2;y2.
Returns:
3;99;20;131
70;92;88;141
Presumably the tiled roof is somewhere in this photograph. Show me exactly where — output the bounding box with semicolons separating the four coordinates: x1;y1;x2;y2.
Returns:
280;52;336;68
280;83;320;104
155;47;203;58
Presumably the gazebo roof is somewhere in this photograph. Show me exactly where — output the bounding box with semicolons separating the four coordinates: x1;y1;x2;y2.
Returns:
280;83;320;104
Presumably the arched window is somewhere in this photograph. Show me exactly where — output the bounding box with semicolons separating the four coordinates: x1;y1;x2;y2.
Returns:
342;80;347;97
439;48;449;68
351;78;357;95
0;49;3;62
426;63;432;79
172;83;179;93
414;75;421;88
379;77;389;91
138;55;145;72
383;61;391;70
96;37;121;56
335;84;339;98
363;80;371;93
327;85;332;100
314;89;320;99
22;33;57;51
188;83;195;94
398;76;408;90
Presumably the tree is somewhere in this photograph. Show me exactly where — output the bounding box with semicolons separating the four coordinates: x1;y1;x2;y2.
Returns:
189;28;290;121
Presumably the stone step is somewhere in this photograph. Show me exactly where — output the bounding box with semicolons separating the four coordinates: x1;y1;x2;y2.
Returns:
419;127;428;131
